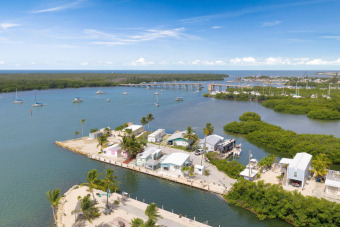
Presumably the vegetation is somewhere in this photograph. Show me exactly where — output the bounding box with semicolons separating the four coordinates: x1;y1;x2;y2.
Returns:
131;203;162;227
73;194;100;224
239;112;261;121
202;123;214;164
114;122;129;132
90;128;98;133
82;169;101;201
311;154;331;180
181;166;195;176
74;130;79;138
99;169;120;209
226;179;340;226
182;126;199;151
258;154;277;169
0;72;227;93
204;86;340;120
97;135;108;151
206;152;245;179
81;119;86;137
224;112;340;166
120;135;145;156
146;113;154;131
46;189;64;226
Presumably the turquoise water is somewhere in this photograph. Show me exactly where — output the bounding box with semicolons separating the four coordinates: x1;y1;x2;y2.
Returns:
1;83;339;226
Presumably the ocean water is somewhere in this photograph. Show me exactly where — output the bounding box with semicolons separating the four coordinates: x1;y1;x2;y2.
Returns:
1;71;339;227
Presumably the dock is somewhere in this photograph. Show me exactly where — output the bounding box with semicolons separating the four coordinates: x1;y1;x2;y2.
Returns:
208;82;250;91
119;82;204;90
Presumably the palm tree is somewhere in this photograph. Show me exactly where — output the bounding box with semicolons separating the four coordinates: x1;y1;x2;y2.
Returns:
131;218;144;227
104;127;111;137
46;189;63;226
73;195;100;224
82;169;101;201
97;135;108;151
120;136;141;157
141;117;148;131
81;119;86;137
146;113;154;131
99;169;119;209
145;203;162;222
183;126;198;151
202;123;214;164
75;130;79;138
311;154;331;180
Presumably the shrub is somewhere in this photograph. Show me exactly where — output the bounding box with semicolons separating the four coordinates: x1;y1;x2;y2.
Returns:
239;112;261;121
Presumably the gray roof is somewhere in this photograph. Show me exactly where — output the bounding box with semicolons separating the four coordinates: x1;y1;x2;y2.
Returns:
288;152;312;171
166;131;186;141
198;134;224;146
145;159;159;166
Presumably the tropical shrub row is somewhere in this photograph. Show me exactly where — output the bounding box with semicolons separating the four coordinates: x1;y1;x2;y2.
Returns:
226;180;340;226
205;152;245;178
224;112;340;165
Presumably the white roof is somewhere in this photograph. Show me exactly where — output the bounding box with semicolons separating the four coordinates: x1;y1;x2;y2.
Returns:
149;129;165;137
239;168;258;178
288;152;312;171
161;153;190;166
124;125;143;132
279;158;293;165
194;165;205;170
138;147;161;158
198;134;224;146
166;131;186;141
325;178;340;188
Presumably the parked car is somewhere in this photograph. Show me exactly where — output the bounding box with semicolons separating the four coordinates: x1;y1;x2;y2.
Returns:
195;149;203;155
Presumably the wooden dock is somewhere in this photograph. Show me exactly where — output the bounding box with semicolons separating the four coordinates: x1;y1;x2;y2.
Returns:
208;82;250;91
119;82;204;90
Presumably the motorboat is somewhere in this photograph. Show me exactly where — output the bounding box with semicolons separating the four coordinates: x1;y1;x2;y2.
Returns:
107;98;110;102
154;92;159;95
122;92;129;95
96;90;105;94
175;97;183;101
72;97;83;103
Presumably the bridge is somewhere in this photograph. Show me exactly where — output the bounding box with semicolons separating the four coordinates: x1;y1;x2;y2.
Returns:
208;82;250;91
119;82;204;90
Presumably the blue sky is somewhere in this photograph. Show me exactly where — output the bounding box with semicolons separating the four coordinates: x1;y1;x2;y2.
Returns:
1;0;340;70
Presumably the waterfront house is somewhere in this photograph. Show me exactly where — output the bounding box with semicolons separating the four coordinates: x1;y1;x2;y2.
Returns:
160;153;190;173
89;131;103;139
123;124;144;136
194;165;205;175
197;134;224;152
136;147;162;167
239;168;258;181
166;131;193;147
216;139;236;153
148;129;166;143
286;152;312;188
325;171;340;196
103;145;129;159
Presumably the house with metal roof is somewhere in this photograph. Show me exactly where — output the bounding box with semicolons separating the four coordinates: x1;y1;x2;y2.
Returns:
148;129;166;143
325;171;340;196
160;153;190;173
198;134;224;152
136;147;162;167
286;152;312;188
166;131;193;147
123;124;144;136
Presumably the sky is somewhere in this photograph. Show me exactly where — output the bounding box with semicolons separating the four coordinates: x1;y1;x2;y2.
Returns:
1;0;340;70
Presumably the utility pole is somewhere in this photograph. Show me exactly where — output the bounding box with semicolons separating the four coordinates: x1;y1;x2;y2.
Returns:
249;150;252;181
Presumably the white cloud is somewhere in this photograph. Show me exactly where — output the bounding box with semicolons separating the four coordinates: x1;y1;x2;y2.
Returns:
105;61;113;65
31;0;86;13
80;62;89;66
0;61;4;64
262;20;281;27
88;27;194;46
321;36;340;41
130;58;154;66
229;57;340;66
211;26;223;29
31;61;37;65
0;23;20;30
192;60;201;65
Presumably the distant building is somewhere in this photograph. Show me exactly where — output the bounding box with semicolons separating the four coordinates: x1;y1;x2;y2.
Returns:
325;171;340;196
216;139;236;153
136;147;162;168
194;165;205;175
103;145;130;159
89;131;103;139
166;131;193;147
239;168;258;181
123;125;144;136
160;153;190;173
197;134;224;152
285;152;312;188
148;129;166;143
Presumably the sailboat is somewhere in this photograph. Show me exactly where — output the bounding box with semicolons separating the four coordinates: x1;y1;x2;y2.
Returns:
32;93;44;107
155;94;159;107
13;89;24;103
107;98;110;102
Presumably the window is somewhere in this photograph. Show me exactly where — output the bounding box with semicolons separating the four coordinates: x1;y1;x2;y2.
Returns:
294;172;297;177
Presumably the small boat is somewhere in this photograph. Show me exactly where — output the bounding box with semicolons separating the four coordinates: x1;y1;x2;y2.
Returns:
146;87;150;90
155;94;159;107
175;97;183;101
122;92;129;95
160;90;164;92
32;93;44;107
13;89;24;103
96;90;105;94
107;98;110;102
154;92;159;95
72;97;82;103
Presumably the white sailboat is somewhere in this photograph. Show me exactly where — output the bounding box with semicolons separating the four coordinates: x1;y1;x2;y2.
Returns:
155;94;159;107
107;98;110;102
72;97;83;103
32;93;44;107
13;89;24;103
96;90;105;94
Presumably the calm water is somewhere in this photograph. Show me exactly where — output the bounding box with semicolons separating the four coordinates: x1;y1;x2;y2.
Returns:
1;72;340;227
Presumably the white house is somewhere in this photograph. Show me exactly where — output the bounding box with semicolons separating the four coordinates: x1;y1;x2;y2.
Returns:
136;147;162;167
160;153;190;173
103;144;130;159
197;134;224;152
123;125;144;136
148;129;166;143
194;165;205;175
286;152;312;188
89;131;103;139
325;172;340;195
166;131;193;147
239;168;259;181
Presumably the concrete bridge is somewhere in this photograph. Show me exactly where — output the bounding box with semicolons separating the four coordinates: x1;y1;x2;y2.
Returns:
208;82;250;91
119;82;204;90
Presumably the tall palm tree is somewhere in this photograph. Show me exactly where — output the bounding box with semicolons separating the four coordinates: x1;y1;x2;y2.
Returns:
99;169;119;209
146;113;154;131
131;218;144;227
97;135;108;151
183;126;198;151
145;203;162;222
120;136;140;157
141;117;148;131
104;127;111;137
81;119;86;137
75;130;79;138
73;195;100;224
311;154;331;180
82;169;101;201
202;123;214;164
46;189;63;226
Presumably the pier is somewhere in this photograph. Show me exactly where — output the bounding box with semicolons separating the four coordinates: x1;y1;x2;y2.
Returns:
119;82;204;90
208;82;250;91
